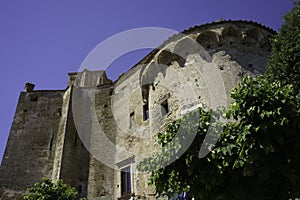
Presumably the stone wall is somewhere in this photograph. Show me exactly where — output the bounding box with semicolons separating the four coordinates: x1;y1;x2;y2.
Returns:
0;90;65;199
109;21;275;199
0;21;276;200
58;86;90;199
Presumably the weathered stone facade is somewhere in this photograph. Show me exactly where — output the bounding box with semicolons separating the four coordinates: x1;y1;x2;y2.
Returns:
0;21;275;200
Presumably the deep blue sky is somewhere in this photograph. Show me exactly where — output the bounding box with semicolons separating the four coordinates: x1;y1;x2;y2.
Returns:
0;0;294;163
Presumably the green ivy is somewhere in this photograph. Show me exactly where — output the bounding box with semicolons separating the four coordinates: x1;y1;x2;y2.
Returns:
137;76;300;199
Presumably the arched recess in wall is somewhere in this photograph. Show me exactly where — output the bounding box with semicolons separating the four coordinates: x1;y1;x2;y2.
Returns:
173;37;199;66
244;28;265;47
139;62;168;121
197;31;219;50
220;27;242;47
196;31;219;60
157;49;174;67
246;28;272;51
140;62;167;86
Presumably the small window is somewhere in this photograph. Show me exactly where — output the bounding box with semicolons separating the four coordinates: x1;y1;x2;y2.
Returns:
121;166;131;195
30;95;38;102
143;104;149;121
74;133;78;146
142;85;150;121
161;99;169;116
129;112;135;128
109;89;114;96
49;135;54;151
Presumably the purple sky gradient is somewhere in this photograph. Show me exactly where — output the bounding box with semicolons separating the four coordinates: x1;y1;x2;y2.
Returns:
0;0;294;163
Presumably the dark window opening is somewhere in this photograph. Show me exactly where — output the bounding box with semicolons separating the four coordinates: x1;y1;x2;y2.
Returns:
77;185;82;194
74;133;78;146
121;166;131;195
129;112;134;128
30;95;38;102
142;85;150;121
109;89;114;96
49;135;53;151
161;99;169;116
143;104;149;121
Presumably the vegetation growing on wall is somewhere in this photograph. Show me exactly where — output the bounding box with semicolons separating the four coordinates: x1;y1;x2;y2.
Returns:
137;1;300;199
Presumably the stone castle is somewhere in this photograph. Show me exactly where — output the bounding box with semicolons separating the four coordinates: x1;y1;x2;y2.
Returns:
0;21;275;200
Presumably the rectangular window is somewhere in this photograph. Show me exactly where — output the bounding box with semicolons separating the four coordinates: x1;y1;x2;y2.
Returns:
30;95;38;102
142;85;150;121
49;135;53;151
143;104;149;121
161;99;169;116
74;133;78;146
129;112;134;128
121;166;131;195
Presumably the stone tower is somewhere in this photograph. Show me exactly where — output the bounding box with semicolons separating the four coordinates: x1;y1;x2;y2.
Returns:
0;21;275;200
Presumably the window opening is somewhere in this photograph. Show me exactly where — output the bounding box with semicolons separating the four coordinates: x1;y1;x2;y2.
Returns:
74;133;78;146
161;99;169;116
129;112;135;128
142;85;150;121
49;135;54;151
30;95;38;102
143;104;149;121
121;166;131;195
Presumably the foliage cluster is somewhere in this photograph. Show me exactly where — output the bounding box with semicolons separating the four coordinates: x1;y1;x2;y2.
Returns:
266;1;300;88
137;77;300;199
24;178;87;200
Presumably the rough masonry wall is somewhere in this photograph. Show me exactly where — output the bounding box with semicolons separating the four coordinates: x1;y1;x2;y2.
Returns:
0;90;65;199
109;21;274;199
0;21;276;200
58;86;91;199
71;73;116;200
87;85;116;199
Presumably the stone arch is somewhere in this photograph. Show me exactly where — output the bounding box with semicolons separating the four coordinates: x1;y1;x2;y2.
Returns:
220;27;242;46
244;28;266;47
140;62;167;87
157;49;174;66
173;37;201;66
174;37;199;57
196;31;219;50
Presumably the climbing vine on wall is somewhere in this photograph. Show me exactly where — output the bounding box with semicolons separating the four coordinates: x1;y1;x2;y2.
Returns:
137;77;300;199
